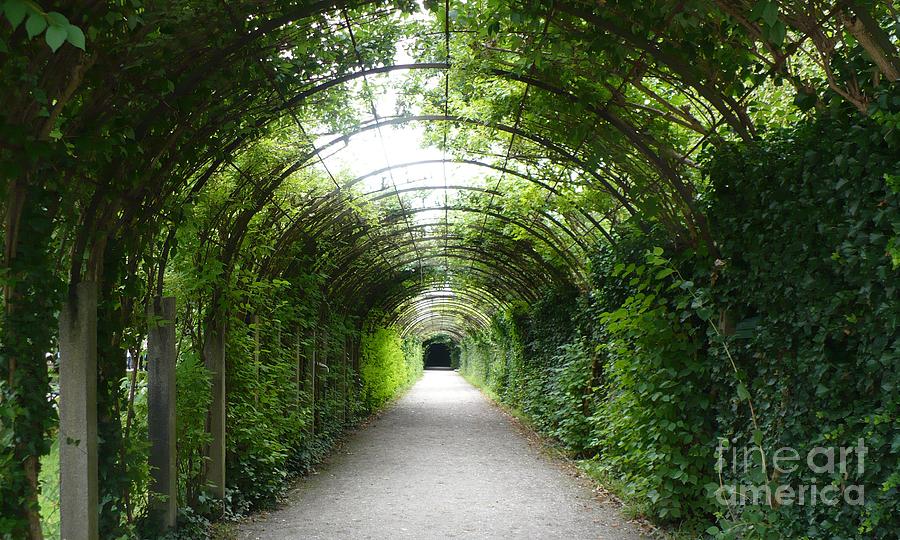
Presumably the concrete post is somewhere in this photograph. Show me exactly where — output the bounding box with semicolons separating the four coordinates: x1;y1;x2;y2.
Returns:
203;319;226;499
59;281;99;540
147;296;177;530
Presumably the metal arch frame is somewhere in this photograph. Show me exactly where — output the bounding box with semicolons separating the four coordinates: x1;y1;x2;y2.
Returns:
376;205;585;278
321;220;571;290
397;307;489;336
302;201;586;279
379;280;515;316
305;114;635;215
223;62;647;283
325;235;545;299
355;277;527;324
363;184;590;252
189;57;667;335
312;221;572;307
336;234;563;285
281;60;702;210
334;247;551;306
173;45;705;286
393;295;494;327
344;157;608;242
358;262;537;307
306;197;586;275
399;313;484;340
293;156;605;257
176;14;775;279
329;257;535;317
413;323;468;342
317;232;551;303
230;193;576;337
394;301;492;335
380;283;513;320
335;232;562;288
393;299;493;329
336;251;544;313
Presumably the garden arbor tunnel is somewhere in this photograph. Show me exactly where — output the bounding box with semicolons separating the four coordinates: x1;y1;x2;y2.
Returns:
1;0;897;537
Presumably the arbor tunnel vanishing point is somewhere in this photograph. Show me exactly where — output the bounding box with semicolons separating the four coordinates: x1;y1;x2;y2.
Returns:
1;0;899;538
424;342;452;369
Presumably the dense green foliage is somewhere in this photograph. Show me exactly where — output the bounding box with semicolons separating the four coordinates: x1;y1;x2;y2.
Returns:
1;0;897;537
461;100;900;537
702;101;900;538
359;327;423;411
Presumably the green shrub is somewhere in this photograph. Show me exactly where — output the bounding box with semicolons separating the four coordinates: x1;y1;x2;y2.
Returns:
703;102;900;538
174;352;212;508
359;326;421;410
591;255;716;522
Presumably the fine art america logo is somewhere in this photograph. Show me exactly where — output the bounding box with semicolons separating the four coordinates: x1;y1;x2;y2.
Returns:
714;439;866;507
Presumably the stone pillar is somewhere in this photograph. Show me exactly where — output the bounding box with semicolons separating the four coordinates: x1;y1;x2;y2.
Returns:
203;319;226;499
59;281;99;540
147;296;177;530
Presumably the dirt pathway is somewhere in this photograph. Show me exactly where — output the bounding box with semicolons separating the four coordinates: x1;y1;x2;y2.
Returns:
237;369;646;539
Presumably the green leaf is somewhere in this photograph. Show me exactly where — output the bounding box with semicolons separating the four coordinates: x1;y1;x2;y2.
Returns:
66;24;85;50
655;268;675;280
45;11;68;26
736;383;750;401
25;12;46;39
762;2;779;26
769;20;786;47
753;429;764;446
45;24;67;52
4;0;27;29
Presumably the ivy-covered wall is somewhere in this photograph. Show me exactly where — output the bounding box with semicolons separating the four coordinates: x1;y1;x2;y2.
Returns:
460;103;900;538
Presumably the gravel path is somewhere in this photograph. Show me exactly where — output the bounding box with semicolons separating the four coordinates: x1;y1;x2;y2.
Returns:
237;369;647;540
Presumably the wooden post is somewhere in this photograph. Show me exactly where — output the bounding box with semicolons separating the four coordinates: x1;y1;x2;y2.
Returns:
203;319;226;499
59;281;99;540
147;296;177;530
308;327;316;435
342;337;349;423
316;327;328;430
252;314;260;406
294;325;301;405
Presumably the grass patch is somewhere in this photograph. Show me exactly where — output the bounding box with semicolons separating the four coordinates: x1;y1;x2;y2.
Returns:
39;437;60;540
